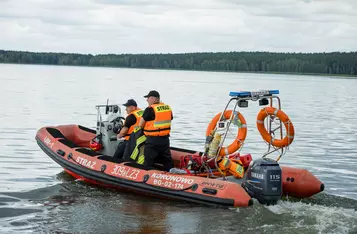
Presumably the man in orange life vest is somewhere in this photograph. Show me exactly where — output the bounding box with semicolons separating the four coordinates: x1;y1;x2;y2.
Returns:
139;90;173;171
113;99;143;158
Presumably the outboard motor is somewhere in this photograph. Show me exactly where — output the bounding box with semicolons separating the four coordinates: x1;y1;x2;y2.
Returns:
241;158;282;205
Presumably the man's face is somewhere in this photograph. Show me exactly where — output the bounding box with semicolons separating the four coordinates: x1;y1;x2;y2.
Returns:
125;106;134;114
146;96;156;105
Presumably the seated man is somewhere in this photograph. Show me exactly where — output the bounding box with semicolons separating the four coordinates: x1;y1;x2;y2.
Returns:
122;127;146;164
113;99;143;158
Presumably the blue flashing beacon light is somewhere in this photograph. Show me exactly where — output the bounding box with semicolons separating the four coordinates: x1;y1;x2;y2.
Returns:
229;90;279;97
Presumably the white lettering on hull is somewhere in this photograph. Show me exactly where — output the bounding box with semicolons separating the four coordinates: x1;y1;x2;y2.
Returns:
110;165;140;180
44;136;54;149
76;157;96;169
151;173;194;185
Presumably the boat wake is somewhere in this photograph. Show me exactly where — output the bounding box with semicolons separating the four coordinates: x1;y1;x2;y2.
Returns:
1;181;356;234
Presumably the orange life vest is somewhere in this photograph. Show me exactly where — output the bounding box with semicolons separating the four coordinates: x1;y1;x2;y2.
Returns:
124;109;143;140
143;103;172;137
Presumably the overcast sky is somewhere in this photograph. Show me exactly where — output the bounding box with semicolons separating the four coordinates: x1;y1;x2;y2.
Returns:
0;0;356;54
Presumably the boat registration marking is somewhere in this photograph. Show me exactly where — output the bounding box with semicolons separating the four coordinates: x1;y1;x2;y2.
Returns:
110;165;140;180
153;179;185;189
151;173;194;190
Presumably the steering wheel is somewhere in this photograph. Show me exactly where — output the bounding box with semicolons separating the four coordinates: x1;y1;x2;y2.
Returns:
112;116;125;134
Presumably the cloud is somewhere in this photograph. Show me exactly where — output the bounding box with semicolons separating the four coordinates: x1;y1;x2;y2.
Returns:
0;0;356;54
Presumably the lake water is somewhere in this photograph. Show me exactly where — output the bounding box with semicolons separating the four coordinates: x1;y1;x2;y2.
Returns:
1;63;357;233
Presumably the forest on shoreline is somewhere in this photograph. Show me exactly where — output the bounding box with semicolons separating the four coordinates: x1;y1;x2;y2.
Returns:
0;49;356;76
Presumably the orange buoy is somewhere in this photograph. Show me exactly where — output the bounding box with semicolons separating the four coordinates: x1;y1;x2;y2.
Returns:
206;110;247;156
256;107;294;148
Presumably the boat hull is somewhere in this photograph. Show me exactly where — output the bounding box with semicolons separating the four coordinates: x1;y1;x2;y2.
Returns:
36;124;324;207
36;125;253;207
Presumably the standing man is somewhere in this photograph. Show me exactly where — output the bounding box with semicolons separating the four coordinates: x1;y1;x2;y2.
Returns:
139;90;173;171
113;99;143;158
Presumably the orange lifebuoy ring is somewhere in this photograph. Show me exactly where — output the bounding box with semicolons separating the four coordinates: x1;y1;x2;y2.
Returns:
206;110;247;156
256;107;295;148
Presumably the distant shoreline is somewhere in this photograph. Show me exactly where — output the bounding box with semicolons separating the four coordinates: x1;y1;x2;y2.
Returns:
1;49;356;77
1;61;356;79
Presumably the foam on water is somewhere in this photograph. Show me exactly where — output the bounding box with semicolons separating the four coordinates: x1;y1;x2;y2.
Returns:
267;200;357;234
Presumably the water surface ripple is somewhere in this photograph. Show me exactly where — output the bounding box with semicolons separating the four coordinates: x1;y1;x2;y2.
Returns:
1;64;357;233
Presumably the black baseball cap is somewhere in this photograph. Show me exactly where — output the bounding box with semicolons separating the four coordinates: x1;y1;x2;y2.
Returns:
123;99;137;107
144;90;160;98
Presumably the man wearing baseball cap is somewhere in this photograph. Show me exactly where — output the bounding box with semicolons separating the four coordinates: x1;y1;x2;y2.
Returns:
139;90;173;171
113;99;143;158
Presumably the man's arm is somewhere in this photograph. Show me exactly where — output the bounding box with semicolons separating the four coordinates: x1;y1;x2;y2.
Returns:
139;107;155;128
139;118;146;128
117;127;129;139
117;114;136;139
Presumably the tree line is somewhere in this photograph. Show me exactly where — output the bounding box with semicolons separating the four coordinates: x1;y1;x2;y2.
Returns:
0;49;356;75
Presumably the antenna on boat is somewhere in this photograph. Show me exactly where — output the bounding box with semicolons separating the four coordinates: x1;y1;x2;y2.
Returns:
105;98;109;115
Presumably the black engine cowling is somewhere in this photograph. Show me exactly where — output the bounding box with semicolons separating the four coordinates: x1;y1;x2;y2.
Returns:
241;158;282;205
